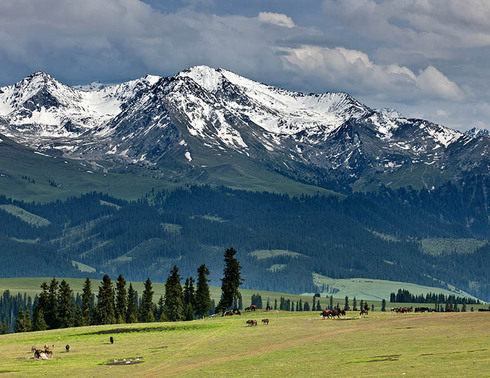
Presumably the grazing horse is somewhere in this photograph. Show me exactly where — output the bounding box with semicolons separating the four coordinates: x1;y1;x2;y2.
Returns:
245;305;258;311
223;310;234;316
360;309;368;317
321;310;332;319
446;307;455;312
246;319;257;326
262;318;269;325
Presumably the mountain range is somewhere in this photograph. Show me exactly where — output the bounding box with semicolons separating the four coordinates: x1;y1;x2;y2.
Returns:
1;66;489;194
0;67;489;301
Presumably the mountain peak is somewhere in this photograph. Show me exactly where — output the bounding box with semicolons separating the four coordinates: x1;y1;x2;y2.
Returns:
177;65;224;92
465;127;490;138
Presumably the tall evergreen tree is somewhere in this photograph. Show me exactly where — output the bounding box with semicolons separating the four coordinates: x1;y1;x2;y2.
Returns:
344;296;350;311
126;283;138;323
33;281;49;329
32;308;47;331
381;299;386;312
164;265;184;321
195;264;212;319
58;280;74;328
140;278;155;322
115;274;128;324
45;278;59;329
97;275;116;325
157;295;165;321
0;318;7;334
15;307;31;332
81;278;93;326
216;248;243;313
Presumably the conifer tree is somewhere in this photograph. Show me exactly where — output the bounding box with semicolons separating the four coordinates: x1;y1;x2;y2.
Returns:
344;296;350;311
126;283;138;323
58;280;74;328
15;307;31;332
45;278;59;329
0;318;7;334
33;281;49;329
164;266;184;321
157;295;165;321
81;278;93;326
97;275;116;325
353;297;358;311
115;274;128;324
195;264;212;318
32;308;47;331
304;301;310;311
140;278;155;322
381;299;386;312
329;295;333;310
216;248;243;313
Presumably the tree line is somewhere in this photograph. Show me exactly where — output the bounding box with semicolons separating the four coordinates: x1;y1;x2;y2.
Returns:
389;289;481;305
4;247;243;333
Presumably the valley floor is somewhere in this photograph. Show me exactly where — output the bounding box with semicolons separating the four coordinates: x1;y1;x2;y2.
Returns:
1;311;489;376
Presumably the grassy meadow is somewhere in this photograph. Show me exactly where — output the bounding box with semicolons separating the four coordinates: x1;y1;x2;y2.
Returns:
0;310;489;376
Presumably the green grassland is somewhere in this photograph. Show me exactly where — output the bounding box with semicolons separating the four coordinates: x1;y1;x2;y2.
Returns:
312;273;480;302
0;204;51;227
248;249;306;260
421;238;488;256
0;311;488;376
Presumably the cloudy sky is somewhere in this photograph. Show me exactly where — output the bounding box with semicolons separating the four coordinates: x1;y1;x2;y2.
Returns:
1;0;489;131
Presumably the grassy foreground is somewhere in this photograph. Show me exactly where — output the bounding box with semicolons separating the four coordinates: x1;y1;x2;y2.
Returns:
0;311;488;376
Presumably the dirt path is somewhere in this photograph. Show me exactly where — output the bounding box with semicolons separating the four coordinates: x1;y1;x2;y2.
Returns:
138;313;457;376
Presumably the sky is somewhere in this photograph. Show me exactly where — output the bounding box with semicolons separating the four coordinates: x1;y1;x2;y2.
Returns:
1;0;489;131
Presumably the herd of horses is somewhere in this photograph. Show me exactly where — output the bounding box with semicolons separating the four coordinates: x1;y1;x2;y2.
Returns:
246;319;269;326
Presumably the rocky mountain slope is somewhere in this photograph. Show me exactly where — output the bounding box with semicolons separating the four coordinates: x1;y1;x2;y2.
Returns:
1;66;489;193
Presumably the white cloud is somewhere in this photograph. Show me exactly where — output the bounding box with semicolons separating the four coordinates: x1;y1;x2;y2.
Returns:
258;12;295;28
280;45;464;102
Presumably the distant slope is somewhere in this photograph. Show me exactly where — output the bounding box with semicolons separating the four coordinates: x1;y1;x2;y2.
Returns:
311;273;480;302
0;134;177;202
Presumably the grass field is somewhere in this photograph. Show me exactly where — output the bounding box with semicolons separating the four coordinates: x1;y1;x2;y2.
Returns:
312;273;480;302
0;310;489;376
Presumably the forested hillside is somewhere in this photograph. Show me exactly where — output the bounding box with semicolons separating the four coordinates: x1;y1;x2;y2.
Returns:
0;180;488;300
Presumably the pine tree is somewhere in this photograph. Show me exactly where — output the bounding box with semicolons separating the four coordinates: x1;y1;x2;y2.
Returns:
81;278;93;326
0;318;7;334
32;308;47;331
316;300;321;311
195;264;212;319
304;301;310;311
344;296;350;311
15;307;31;332
183;277;196;307
58;280;74;328
329;295;333;310
216;248;243;313
33;281;50;329
45;278;59;329
157;295;165;321
97;275;116;325
381;299;386;312
164;266;184;321
353;297;358;311
140;278;155;322
115;274;127;324
364;301;369;311
126;283;138;323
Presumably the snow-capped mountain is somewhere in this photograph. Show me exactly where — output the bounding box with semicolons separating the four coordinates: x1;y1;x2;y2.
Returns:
465;127;490;139
0;66;488;192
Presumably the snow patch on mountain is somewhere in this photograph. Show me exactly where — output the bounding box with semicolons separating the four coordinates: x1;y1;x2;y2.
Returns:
465;127;490;138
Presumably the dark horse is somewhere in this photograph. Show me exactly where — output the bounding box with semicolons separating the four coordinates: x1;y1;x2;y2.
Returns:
360;309;368;317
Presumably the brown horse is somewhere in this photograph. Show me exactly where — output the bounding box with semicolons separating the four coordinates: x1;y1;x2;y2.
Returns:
360;309;368;317
246;319;257;326
262;318;269;325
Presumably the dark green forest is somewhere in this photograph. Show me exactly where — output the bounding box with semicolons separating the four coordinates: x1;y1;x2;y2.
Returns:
0;176;489;301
